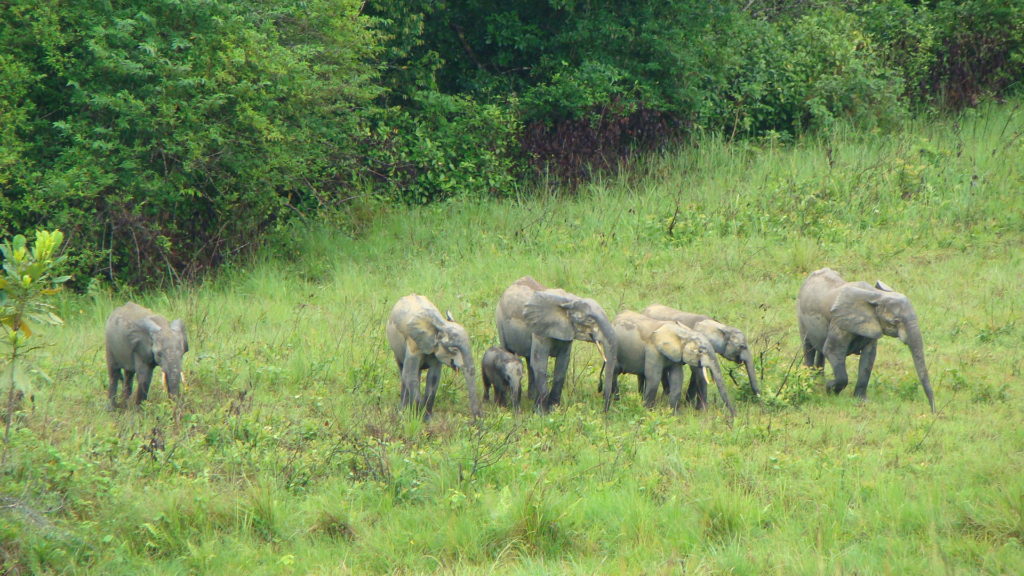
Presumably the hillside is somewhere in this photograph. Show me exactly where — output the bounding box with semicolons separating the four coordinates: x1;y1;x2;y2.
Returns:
3;101;1023;574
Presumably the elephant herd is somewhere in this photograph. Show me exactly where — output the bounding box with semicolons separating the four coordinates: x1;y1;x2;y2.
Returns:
103;268;936;417
384;270;936;420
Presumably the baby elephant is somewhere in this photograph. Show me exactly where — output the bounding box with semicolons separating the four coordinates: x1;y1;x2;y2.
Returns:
105;302;188;409
481;347;524;409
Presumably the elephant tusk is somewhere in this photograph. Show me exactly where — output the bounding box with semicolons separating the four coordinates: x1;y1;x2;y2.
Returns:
702;366;711;385
595;340;607;364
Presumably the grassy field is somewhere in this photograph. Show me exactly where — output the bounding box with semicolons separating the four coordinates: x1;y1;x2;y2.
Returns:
3;100;1023;575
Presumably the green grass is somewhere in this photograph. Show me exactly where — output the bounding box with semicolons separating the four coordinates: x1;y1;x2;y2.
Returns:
3;100;1023;574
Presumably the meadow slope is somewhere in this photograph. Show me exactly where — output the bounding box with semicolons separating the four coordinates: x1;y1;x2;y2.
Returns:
3;102;1023;574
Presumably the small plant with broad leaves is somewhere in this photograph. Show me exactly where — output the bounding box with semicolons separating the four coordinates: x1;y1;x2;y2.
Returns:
1;230;69;455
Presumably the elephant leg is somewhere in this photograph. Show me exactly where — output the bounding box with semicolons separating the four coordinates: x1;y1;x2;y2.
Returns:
548;347;571;408
401;355;423;409
107;367;122;409
135;366;153;404
525;359;537;401
637;374;645;396
482;371;492;402
423;362;442;418
529;339;552;411
664;365;683;411
814;350;825;369
854;340;877;400
123;370;136;404
801;336;818;368
642;356;662;408
823;331;852;394
686;367;708;410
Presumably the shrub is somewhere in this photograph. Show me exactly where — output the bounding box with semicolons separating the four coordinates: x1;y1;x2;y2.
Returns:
0;0;380;287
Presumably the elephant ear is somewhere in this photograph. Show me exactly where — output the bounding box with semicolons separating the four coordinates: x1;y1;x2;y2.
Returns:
652;325;685;363
407;311;445;355
127;317;161;356
171;319;188;353
523;290;575;340
831;286;883;339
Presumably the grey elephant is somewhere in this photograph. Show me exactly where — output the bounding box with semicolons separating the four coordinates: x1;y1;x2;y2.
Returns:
610;311;734;415
105;302;188;409
796;268;935;412
495;276;618;412
643;304;760;405
481;346;524;409
386;294;480;419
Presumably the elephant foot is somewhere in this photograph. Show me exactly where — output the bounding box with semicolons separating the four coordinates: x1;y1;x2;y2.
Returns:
826;380;847;395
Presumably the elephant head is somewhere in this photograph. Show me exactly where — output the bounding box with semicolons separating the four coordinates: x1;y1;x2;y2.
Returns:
693;319;760;397
523;289;618;409
407;309;476;373
139;316;188;397
652;324;734;416
831;281;934;411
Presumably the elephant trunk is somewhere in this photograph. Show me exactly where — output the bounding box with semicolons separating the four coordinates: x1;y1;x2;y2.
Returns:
509;369;523;411
740;349;760;397
704;354;735;418
163;362;182;398
595;317;618;412
902;321;935;413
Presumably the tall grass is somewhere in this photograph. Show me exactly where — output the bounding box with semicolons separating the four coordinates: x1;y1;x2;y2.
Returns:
2;101;1022;574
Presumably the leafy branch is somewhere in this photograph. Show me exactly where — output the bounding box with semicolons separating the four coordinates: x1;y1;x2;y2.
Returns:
1;230;70;461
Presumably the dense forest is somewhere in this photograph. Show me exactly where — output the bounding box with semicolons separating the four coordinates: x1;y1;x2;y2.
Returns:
2;0;1022;286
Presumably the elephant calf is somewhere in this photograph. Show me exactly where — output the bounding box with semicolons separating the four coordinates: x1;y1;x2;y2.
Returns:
386;294;480;419
796;268;935;412
481;347;524;409
105;302;188;409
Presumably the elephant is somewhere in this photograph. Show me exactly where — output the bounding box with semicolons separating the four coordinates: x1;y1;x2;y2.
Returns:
642;304;760;405
495;276;618;412
105;302;188;409
796;268;935;412
610;311;734;415
481;346;524;409
386;294;480;419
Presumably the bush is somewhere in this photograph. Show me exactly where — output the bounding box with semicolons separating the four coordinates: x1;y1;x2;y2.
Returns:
0;0;380;287
366;92;522;204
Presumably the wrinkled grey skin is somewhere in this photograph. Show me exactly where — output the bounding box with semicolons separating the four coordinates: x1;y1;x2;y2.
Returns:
481;346;524;409
105;302;188;409
386;294;480;419
496;276;618;412
610;311;734;415
643;304;760;404
797;268;935;412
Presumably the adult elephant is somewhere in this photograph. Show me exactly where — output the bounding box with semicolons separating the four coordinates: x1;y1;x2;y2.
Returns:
796;268;935;412
643;304;760;405
386;294;480;419
611;311;734;416
496;276;617;412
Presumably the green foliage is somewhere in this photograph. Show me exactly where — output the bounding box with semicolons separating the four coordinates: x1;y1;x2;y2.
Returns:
5;0;1024;283
1;230;68;451
0;0;380;286
367;93;523;204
